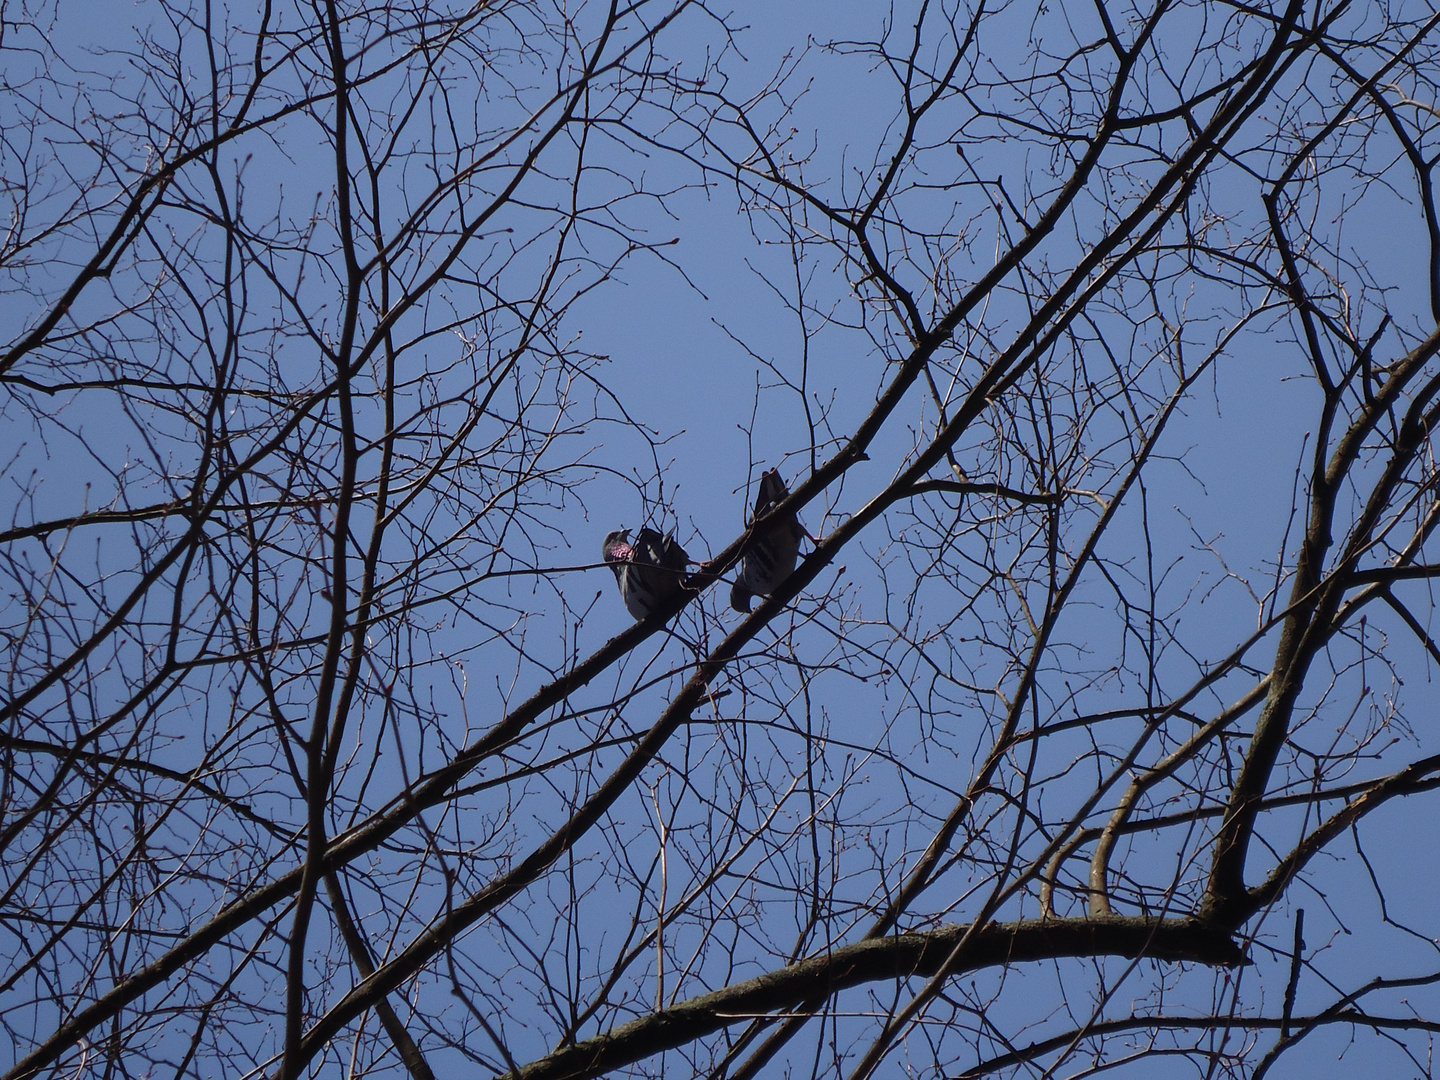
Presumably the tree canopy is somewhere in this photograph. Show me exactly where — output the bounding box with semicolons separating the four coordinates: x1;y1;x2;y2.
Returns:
4;1;1440;1078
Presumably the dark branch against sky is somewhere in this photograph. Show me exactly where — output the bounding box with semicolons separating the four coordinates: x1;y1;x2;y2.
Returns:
3;2;1440;1079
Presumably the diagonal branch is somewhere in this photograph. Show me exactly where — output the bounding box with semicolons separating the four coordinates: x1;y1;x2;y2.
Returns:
505;917;1244;1080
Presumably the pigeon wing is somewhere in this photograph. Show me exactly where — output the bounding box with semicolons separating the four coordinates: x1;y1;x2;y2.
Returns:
632;528;687;608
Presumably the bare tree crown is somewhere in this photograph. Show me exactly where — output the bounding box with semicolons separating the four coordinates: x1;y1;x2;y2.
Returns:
3;1;1440;1078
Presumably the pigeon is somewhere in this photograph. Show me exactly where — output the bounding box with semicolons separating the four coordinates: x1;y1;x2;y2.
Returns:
602;527;690;620
730;468;808;613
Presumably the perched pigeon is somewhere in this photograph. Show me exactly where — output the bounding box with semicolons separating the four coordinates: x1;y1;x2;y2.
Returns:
730;469;808;613
602;527;690;620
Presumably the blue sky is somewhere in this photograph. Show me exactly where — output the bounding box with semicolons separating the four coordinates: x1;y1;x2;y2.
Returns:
5;1;1440;1077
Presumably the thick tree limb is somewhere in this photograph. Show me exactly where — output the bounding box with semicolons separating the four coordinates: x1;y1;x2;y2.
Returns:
505;917;1245;1080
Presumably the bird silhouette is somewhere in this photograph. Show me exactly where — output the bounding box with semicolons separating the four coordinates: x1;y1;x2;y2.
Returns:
731;469;808;613
602;527;690;620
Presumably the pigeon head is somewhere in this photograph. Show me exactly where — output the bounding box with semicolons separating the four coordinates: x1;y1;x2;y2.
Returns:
602;529;633;563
